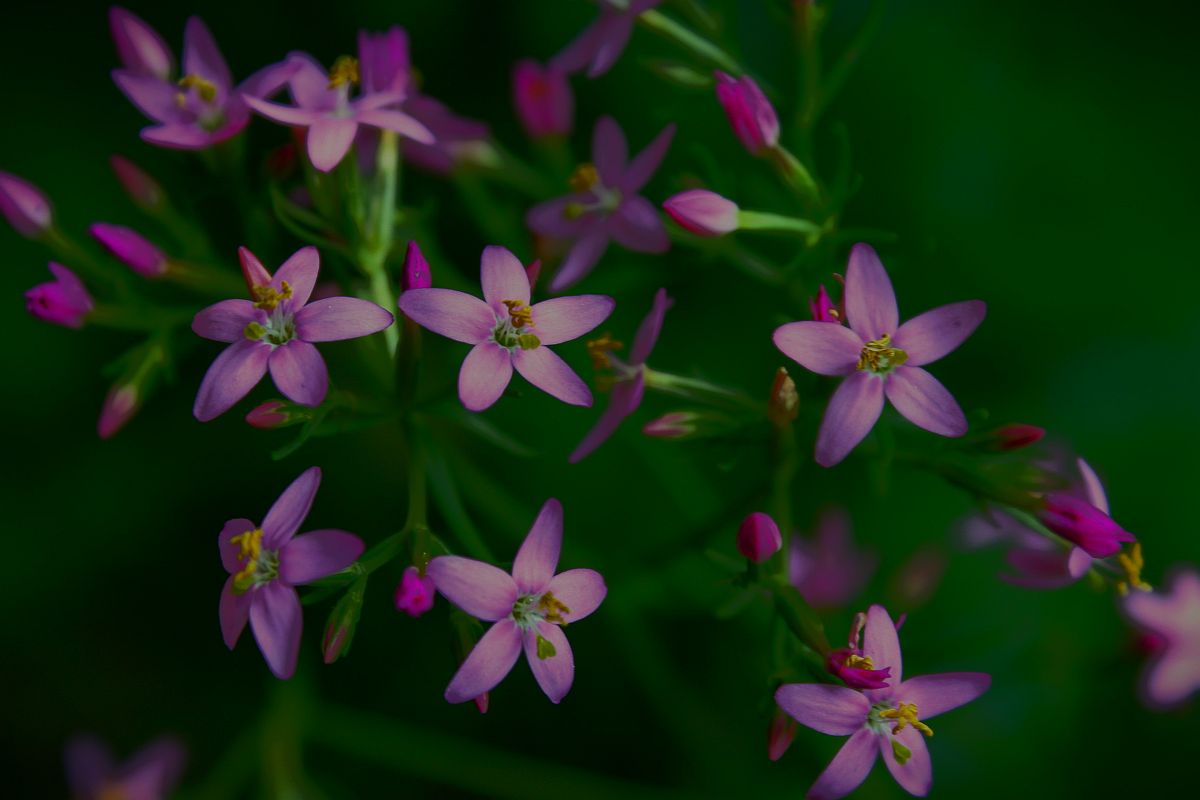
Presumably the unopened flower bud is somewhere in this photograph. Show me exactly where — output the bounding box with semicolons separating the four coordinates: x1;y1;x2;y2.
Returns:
98;385;140;439
323;577;368;664
402;241;432;291
24;263;92;329
714;72;779;155
809;284;842;323
239;246;272;292
989;423;1046;451
0;172;54;238
245;400;292;430
662;189;739;236
1038;493;1136;558
767;708;797;761
737;512;782;563
90;223;168;278
513;60;573;139
109;155;165;212
768;367;799;427
394;566;435;618
642;411;698;439
96;337;167;438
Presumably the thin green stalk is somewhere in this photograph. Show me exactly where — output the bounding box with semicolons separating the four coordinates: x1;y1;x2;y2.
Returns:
639;9;744;75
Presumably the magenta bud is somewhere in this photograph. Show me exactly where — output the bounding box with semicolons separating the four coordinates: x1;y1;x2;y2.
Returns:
662;189;739;236
1038;493;1136;558
0;172;54;238
473;693;489;714
245;401;289;430
239;246;272;292
809;284;842;323
991;423;1046;451
24;263;93;329
108;7;174;80
89;224;168;277
110;155;165;212
98;384;140;439
737;512;782;563
767;708;797;761
826;647;893;690
401;241;432;291
642;411;698;439
513;60;574;138
714;71;780;155
525;259;542;291
394;566;436;618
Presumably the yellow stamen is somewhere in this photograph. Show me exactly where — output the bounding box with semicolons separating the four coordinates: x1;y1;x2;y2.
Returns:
568;163;600;193
538;592;571;625
252;281;293;311
880;703;933;737
857;334;908;373
501;299;533;329
243;321;267;341
535;633;557;659
328;56;360;88
586;333;624;371
229;528;264;593
1116;542;1152;596
178;74;218;103
844;653;876;670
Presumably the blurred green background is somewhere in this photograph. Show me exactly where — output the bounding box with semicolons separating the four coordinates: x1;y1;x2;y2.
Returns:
3;0;1197;797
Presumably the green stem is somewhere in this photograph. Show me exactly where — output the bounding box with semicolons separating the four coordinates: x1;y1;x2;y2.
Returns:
737;210;823;241
767;146;821;204
796;0;823;138
770;423;798;579
639;9;744;75
819;0;889;117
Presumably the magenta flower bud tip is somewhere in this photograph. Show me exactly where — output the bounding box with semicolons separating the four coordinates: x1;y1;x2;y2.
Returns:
0;172;54;238
642;411;696;439
993;423;1046;450
239;246;272;292
1038;492;1136;558
322;620;348;665
808;284;842;323
401;241;432;292
245;401;289;430
473;693;489;714
109;7;173;80
714;71;779;155
767;709;797;761
662;189;738;236
737;512;782;563
394;566;435;618
25;263;93;329
98;385;140;439
513;60;574;138
90;223;168;277
110;155;165;211
525;259;542;290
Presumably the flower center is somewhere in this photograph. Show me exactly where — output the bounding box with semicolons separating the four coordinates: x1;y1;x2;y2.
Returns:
328;56;360;89
857;334;908;374
177;74;217;103
563;163;623;219
876;701;933;737
243;310;296;347
491;300;540;351
229;528;280;593
252;281;293;311
511;590;571;628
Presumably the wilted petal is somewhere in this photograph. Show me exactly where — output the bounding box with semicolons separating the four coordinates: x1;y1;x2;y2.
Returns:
592;116;627;186
269;340;329;407
399;288;494;343
897;673;990;720
249;581;303;679
621;123;675;193
549;231;609;292
357;109;435;144
459;342;514;411
815;372;885;468
863;604;902;683
193;299;259;342
295;297;393;341
193;339;270;422
280;530;364;584
609;196;669;253
545;568;607;623
807;728;878;800
879;727;932;797
775;683;870;735
307;117;359;172
262;466;321;546
530;295;614;345
427;556;518;621
513;498;563;593
844;243;899;341
893;300;986;366
630;288;670;364
183;17;232;91
481;245;531;306
524;621;575;703
885;366;967;437
774;321;862;376
513;346;592;406
444;619;522;703
568;375;643;463
219;576;251;649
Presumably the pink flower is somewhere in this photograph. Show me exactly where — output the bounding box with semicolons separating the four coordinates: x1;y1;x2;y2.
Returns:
65;734;185;800
1123;566;1200;710
395;566;436;617
527;116;674;291
218;467;365;679
513;60;573;138
570;288;670;462
790;508;876;608
0;171;53;238
737;512;783;563
776;605;990;799
398;245;613;412
89;223;168;277
428;499;607;704
662;189;739;236
552;0;664;78
714;72;780;155
774;244;986;467
191;246;394;421
25;263;93;329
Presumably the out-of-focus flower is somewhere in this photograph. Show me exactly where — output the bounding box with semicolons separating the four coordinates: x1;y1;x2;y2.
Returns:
65;734;185;800
25;263;92;329
218;467;364;679
89;223;168;277
737;512;782;563
552;0;664;78
513;60;573;138
398;245;612;412
1123;566;1200;711
428;499;607;704
527;116;674;291
0;171;53;238
790;508;876;609
662;189;738;236
109;156;166;212
395;566;436;617
642;411;697;439
714;71;779;155
774;244;986;467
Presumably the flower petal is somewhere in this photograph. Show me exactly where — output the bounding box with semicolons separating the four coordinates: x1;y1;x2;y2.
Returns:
399;288;494;343
879;727;932;797
885;366;967;437
218;517;257;574
524;620;575;703
549;230;609;292
481;245;531;307
863;604;902;683
357;109;435;144
845;243;899;341
113;71;181;122
586;16;636;78
568;375;643;463
893;300;985;366
183;17;232;92
774;321;863;376
1001;546;1086;589
526;195;589;239
285;54;334;109
775;684;870;735
807;728;878;800
621;123;675;194
513;498;563;593
513;346;592;406
193;299;260;342
262;466;321;547
249;581;303;679
219;576;251;650
593;116;627;186
459;341;514;411
444;619;522;703
815;372;885;468
273;246;319;308
115;738;186;800
530;295;614;345
545;568;607;623
609;196;669;253
243;95;321;126
427;556;518;621
269;340;329;407
897;673;990;720
294;297;394;342
1077;458;1109;514
108;8;173;79
142;123;218;149
280;530;365;585
1142;649;1200;710
630;288;670;364
193;339;270;422
307;117;359;172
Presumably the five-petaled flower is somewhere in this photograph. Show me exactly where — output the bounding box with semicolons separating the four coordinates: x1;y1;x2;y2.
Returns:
65;734;186;800
398;245;614;412
218;467;364;679
552;0;663;79
527;116;674;291
428;498;607;704
192;246;394;421
1122;566;1200;711
774;244;986;467
776;605;990;799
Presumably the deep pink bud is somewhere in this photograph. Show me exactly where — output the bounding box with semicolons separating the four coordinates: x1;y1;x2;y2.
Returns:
991;423;1046;451
323;578;367;664
239;246;272;292
643;411;698;439
109;7;173;80
808;284;842;323
98;385;140;439
90;224;168;277
110;156;165;212
245;401;289;430
1038;492;1136;558
394;566;436;617
473;693;489;714
714;72;779;155
525;259;542;290
767;708;797;761
401;241;432;291
513;60;574;138
25;263;93;328
737;512;782;563
826;647;893;690
662;189;738;236
0;172;54;238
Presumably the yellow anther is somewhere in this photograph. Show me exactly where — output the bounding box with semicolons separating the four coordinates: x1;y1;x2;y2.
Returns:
535;633;557;660
328;56;360;88
857;334;908;373
586;333;624;370
538;592;571;625
1116;543;1152;596
502;299;534;329
252;281;293;311
880;703;933;737
844;653;876;670
178;74;218;103
243;321;267;341
568;163;600;193
229;528;264;593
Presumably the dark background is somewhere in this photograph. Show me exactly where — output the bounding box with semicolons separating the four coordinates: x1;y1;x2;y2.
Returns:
2;1;1197;797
